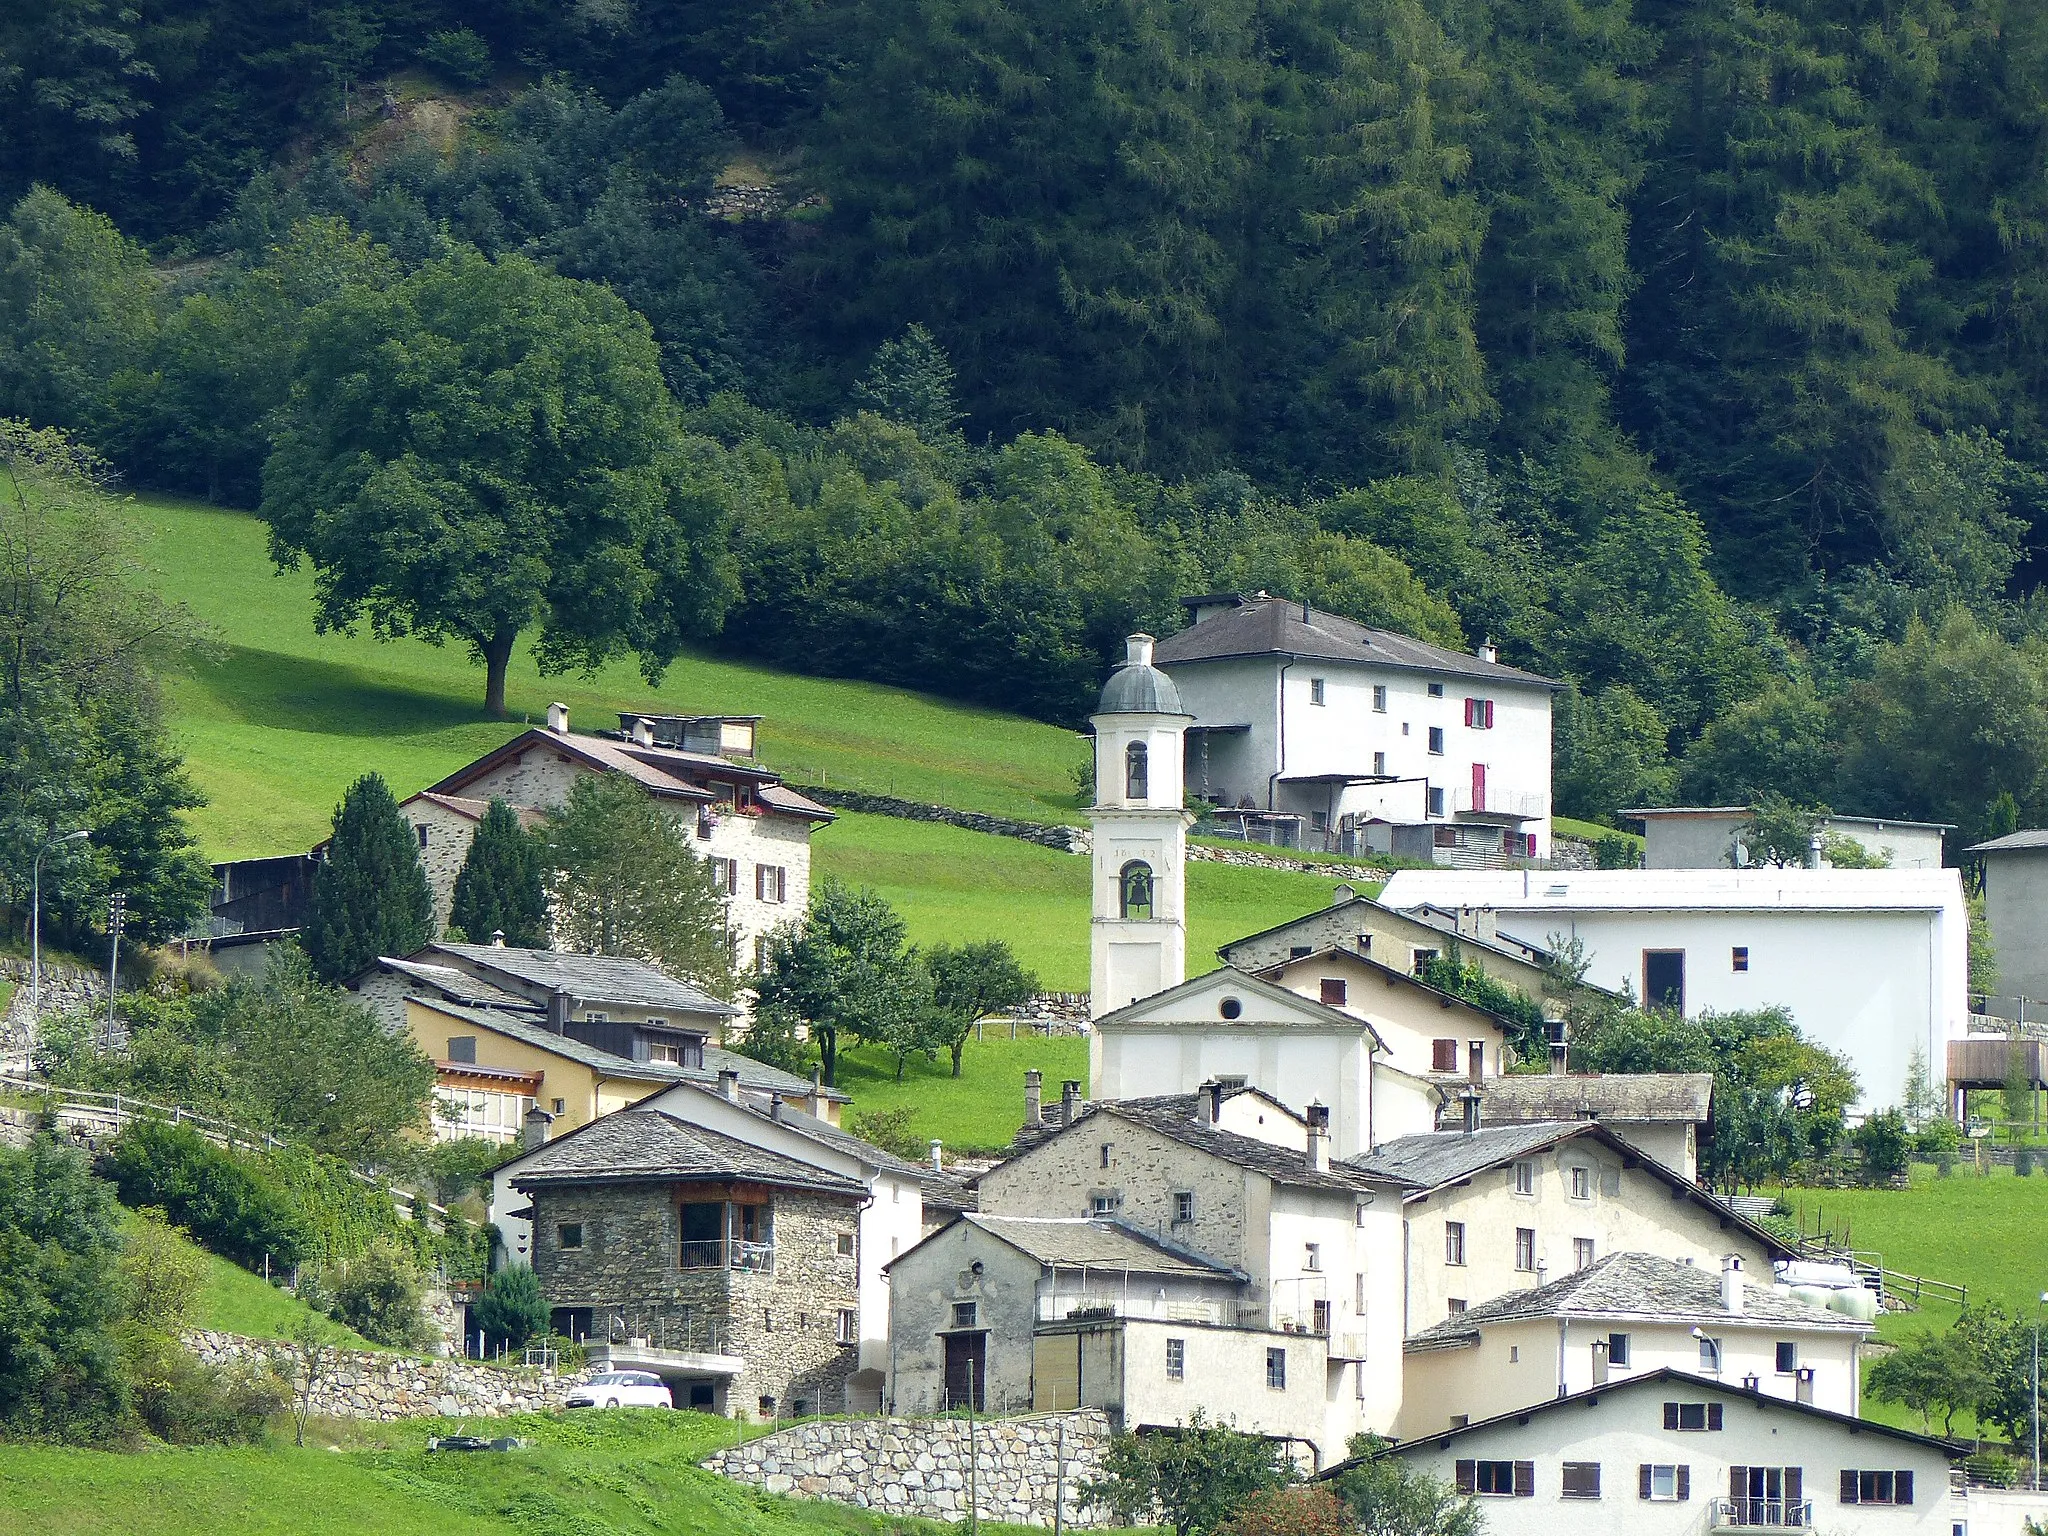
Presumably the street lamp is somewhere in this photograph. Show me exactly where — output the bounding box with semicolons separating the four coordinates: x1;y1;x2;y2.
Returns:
30;829;90;1025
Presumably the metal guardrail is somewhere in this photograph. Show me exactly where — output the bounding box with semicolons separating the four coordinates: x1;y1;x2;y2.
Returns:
1710;1496;1812;1528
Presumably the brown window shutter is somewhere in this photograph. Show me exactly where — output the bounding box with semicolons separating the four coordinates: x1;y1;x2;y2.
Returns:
1663;1402;1679;1431
1707;1402;1724;1430
1513;1462;1534;1497
1730;1467;1745;1501
1638;1465;1652;1500
1433;1038;1457;1072
1456;1460;1476;1495
1676;1466;1690;1502
1785;1468;1802;1505
1894;1470;1912;1505
1840;1470;1858;1504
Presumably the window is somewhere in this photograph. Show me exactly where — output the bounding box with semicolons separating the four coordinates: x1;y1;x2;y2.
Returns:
1841;1470;1914;1506
1320;977;1347;1006
1664;1401;1724;1431
836;1232;855;1257
1444;1223;1466;1265
1515;1228;1536;1272
1428;786;1446;816
1119;860;1155;919
1463;698;1495;729
1447;1298;1467;1315
1698;1336;1723;1371
709;857;739;895
1642;948;1686;1012
1310;809;1328;832
1372;685;1388;712
1313;1299;1331;1334
1569;1166;1591;1200
1101;1142;1113;1169
558;1223;584;1250
1166;1338;1186;1380
1775;1342;1799;1374
649;1040;683;1065
1508;1345;1519;1362
1304;1242;1321;1272
1432;1037;1458;1072
1427;726;1445;755
1266;1348;1287;1389
1174;1191;1195;1224
1126;741;1149;798
1608;1332;1631;1367
951;1302;979;1329
1310;678;1326;705
755;864;788;903
584;1011;609;1025
551;1097;565;1114
1639;1464;1690;1502
1562;1463;1601;1500
1574;1238;1596;1271
1732;946;1750;973
1428;682;1445;698
1731;1467;1803;1526
1372;751;1387;775
1091;1193;1122;1217
1512;1160;1535;1195
416;823;429;848
445;1035;477;1064
836;1309;857;1344
1455;1461;1532;1497
1219;996;1242;1019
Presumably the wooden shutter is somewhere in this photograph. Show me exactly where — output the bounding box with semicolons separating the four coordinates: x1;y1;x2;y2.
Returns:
1730;1467;1746;1502
754;864;766;900
1840;1470;1859;1504
1785;1468;1802;1505
1894;1470;1913;1505
1455;1461;1476;1494
1513;1462;1534;1497
1433;1038;1458;1072
1638;1465;1652;1500
1663;1402;1679;1430
1676;1466;1690;1501
1484;700;1495;728
1707;1402;1724;1430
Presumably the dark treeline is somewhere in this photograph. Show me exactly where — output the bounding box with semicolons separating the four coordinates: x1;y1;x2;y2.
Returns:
7;0;2048;838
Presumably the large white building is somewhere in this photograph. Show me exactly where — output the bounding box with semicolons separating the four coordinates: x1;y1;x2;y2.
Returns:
1152;594;1557;862
1377;868;1972;1112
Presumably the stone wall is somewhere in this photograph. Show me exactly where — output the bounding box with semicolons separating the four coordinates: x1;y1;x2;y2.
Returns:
703;1409;1114;1528
991;992;1092;1034
183;1329;570;1420
804;787;1090;853
1186;844;1393;882
0;954;107;1066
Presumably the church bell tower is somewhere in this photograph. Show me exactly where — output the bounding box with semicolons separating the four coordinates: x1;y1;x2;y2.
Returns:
1088;634;1193;1017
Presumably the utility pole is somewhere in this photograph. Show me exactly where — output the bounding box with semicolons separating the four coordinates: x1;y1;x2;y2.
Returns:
105;892;126;1046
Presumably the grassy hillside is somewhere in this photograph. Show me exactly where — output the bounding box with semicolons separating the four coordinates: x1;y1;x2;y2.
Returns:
836;1033;1093;1153
0;1410;1095;1536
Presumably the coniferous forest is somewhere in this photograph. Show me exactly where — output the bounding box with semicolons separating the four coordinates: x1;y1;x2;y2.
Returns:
8;0;2048;838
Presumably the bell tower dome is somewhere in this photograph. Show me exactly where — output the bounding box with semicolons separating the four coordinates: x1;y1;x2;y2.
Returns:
1088;634;1193;1017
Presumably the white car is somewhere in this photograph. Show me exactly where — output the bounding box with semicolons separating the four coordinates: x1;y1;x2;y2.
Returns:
564;1371;673;1410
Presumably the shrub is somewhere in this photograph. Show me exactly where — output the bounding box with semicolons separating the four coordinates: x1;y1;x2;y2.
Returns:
474;1264;550;1352
104;1121;308;1270
848;1106;925;1162
1914;1116;1962;1162
126;1333;281;1445
420;28;493;86
1216;1486;1348;1536
1967;1451;2021;1488
323;1241;431;1349
1853;1109;1912;1182
2017;1148;2035;1177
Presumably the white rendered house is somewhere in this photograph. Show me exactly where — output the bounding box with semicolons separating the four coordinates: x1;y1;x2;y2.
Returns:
1152;594;1557;861
1377;868;1972;1113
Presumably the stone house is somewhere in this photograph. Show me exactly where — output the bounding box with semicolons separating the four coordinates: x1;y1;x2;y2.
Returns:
395;792;549;933
1395;1252;1870;1439
419;701;834;961
511;1106;867;1419
1470;1072;1714;1181
354;942;741;1040
1369;1369;1968;1536
1345;1121;1796;1337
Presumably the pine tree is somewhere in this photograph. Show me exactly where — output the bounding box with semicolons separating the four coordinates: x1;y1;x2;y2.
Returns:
851;324;963;439
302;773;435;984
449;798;547;947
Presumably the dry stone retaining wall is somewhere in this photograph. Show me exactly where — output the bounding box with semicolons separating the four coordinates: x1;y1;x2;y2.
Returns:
705;1409;1113;1528
184;1329;571;1421
803;787;1090;853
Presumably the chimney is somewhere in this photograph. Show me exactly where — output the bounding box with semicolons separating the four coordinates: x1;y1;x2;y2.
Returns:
520;1104;554;1151
490;928;507;948
1202;1081;1224;1123
1060;1079;1082;1125
769;1092;783;1122
1742;1373;1761;1393
1024;1069;1043;1126
1805;831;1823;870
546;989;571;1033
1547;1019;1568;1076
1125;634;1155;668
929;1139;944;1173
811;1066;823;1105
1477;640;1499;665
1300;598;1312;624
1467;1042;1485;1083
546;701;570;734
629;716;655;747
1305;1102;1331;1173
1721;1255;1745;1315
1332;883;1356;904
719;1068;741;1103
1458;1086;1482;1135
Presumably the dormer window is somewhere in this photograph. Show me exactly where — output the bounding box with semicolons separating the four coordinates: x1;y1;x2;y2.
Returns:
1126;741;1149;799
1120;861;1154;919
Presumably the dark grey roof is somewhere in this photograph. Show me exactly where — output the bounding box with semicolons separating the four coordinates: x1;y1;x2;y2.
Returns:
375;958;531;1009
1968;829;2048;853
416;998;819;1099
1476;1073;1714;1124
428;944;740;1018
1346;1121;1591;1188
959;1215;1243;1278
1153;598;1554;688
1329;1369;1959;1473
724;1092;976;1209
1093;1100;1392;1197
511;1108;868;1195
1406;1253;1867;1350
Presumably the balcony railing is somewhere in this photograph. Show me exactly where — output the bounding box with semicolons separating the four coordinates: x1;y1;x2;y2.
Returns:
1448;786;1545;820
1711;1497;1812;1529
678;1239;777;1273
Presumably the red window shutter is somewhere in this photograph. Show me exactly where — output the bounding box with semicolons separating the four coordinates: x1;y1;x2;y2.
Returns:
1484;699;1495;728
1456;1461;1476;1495
1513;1462;1534;1497
1894;1470;1912;1505
1840;1471;1858;1504
1638;1465;1652;1500
1676;1466;1690;1502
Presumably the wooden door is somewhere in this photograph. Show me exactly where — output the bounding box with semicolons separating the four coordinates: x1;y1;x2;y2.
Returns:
943;1332;986;1410
1470;762;1487;812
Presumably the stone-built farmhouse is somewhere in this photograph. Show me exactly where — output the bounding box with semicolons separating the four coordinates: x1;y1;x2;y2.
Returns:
511;1106;867;1419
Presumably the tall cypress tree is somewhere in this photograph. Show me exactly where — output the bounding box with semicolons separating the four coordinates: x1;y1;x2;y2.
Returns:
449;798;547;948
302;773;435;984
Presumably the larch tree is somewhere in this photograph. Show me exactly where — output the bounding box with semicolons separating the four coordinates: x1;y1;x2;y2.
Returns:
449;798;547;947
302;772;435;985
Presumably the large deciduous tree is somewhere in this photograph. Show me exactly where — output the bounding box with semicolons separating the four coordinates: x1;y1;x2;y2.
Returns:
302;773;435;985
925;939;1036;1078
260;248;737;717
753;878;926;1087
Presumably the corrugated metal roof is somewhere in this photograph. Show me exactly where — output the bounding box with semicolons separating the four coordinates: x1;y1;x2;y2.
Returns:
1152;598;1554;688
